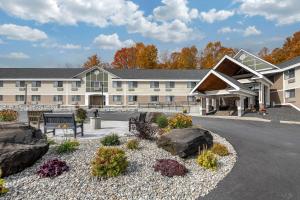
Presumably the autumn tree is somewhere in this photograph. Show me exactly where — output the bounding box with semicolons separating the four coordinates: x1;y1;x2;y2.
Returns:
112;47;137;69
260;31;300;64
83;54;101;69
199;42;237;69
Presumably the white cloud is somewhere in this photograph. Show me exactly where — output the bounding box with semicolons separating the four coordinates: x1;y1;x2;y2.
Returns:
200;9;234;23
0;0;201;43
0;52;30;59
0;24;47;41
36;42;81;49
218;26;261;37
238;0;300;25
153;0;198;22
93;33;134;50
243;26;261;36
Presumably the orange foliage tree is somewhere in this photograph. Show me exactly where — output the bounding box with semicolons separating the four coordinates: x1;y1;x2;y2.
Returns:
260;31;300;64
83;54;101;69
111;47;137;69
199;42;237;69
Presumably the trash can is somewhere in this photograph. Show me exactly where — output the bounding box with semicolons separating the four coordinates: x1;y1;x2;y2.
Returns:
90;117;101;129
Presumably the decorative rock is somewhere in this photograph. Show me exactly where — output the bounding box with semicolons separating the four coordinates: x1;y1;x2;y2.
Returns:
0;123;49;177
156;128;213;158
145;112;165;123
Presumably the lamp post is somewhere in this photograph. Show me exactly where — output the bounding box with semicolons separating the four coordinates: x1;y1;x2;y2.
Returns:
24;83;28;105
101;83;104;108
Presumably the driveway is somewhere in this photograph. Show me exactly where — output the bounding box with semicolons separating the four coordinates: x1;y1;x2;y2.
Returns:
194;117;300;200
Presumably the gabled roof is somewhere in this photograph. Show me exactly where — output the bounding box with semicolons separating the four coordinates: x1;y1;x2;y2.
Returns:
0;68;85;79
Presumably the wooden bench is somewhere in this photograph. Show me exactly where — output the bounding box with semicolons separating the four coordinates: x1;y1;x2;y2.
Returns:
27;110;53;129
129;112;147;132
43;113;83;138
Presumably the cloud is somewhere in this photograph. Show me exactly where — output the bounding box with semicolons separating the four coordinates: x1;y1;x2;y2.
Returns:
153;0;198;22
0;0;201;43
0;52;30;59
93;33;134;50
218;26;261;37
0;24;47;41
237;0;300;25
200;9;234;23
34;42;81;49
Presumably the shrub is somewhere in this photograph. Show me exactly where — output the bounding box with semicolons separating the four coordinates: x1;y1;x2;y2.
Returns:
153;159;188;177
156;115;168;128
100;134;120;146
182;108;188;114
0;109;18;122
135;122;157;140
126;139;139;150
56;140;80;154
37;159;69;178
91;147;128;178
0;169;8;195
168;113;192;129
76;108;87;123
211;143;229;156
197;150;217;170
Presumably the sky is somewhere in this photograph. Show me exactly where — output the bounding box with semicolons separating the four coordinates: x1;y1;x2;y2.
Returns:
0;0;299;68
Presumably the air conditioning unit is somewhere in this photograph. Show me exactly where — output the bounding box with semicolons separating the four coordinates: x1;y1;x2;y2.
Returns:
116;88;123;91
165;88;172;92
154;88;160;91
31;87;38;91
71;88;78;91
57;88;64;91
288;78;295;83
128;88;135;91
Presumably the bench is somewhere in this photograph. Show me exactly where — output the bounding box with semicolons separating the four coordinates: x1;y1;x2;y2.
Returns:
28;110;53;129
43;113;83;138
129;112;147;132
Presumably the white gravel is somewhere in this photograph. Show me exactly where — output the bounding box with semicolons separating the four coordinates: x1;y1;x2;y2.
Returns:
2;133;237;200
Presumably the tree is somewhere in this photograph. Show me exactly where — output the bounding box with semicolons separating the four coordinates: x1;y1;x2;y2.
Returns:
112;47;137;69
260;31;300;64
83;54;101;69
176;46;198;69
199;42;237;69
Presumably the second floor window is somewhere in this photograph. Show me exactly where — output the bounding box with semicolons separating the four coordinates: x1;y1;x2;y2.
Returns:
165;96;174;102
284;69;295;80
187;82;197;88
32;81;41;87
128;95;137;102
16;81;25;87
165;82;175;88
53;95;63;102
53;81;63;88
72;81;81;88
31;95;41;101
72;95;81;102
0;81;3;87
15;95;25;101
150;81;159;88
128;81;138;88
150;96;159;102
113;81;122;88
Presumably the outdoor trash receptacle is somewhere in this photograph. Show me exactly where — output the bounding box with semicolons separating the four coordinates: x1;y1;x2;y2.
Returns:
90;117;101;129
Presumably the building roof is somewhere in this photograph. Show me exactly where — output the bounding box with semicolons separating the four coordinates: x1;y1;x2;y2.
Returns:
105;68;209;80
0;68;85;79
277;55;300;68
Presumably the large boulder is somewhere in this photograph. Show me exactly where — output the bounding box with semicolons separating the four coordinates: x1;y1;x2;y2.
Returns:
0;123;49;177
156;128;213;158
145;112;165;123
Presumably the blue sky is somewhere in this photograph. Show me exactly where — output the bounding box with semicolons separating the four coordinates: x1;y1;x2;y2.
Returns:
0;0;299;68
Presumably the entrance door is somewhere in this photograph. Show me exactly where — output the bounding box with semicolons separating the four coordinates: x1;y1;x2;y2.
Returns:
89;95;104;108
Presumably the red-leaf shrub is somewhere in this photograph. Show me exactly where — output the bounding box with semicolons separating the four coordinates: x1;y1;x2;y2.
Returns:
153;159;188;177
37;159;69;178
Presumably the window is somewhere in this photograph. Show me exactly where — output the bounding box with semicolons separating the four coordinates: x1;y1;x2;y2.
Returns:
187;96;196;102
71;95;81;102
165;82;175;88
165;96;174;102
16;81;25;87
128;95;137;102
0;81;3;87
32;81;41;87
113;95;122;102
284;69;295;80
91;81;101;88
113;81;122;88
0;95;3;101
53;81;63;87
72;81;81;88
285;89;295;98
15;95;25;101
128;81;138;88
31;95;41;101
150;81;159;88
53;95;63;102
187;82;197;88
150;96;159;102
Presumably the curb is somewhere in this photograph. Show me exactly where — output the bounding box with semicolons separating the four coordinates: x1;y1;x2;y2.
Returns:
279;120;300;125
190;114;271;123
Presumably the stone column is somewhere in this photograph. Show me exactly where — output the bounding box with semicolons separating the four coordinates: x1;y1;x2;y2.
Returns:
249;96;254;110
199;97;206;116
259;83;265;109
211;98;216;111
237;95;245;117
265;85;270;107
206;97;210;113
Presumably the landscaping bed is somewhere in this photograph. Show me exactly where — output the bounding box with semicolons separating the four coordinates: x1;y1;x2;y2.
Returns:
3;133;236;200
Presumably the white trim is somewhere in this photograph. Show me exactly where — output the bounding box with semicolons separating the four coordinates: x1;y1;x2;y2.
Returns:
233;49;280;70
211;70;239;90
189;70;212;94
261;64;300;74
73;66;120;78
112;78;201;82
0;78;81;81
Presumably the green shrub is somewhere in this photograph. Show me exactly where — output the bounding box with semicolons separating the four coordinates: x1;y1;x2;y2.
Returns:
168;113;192;129
0;109;18;122
101;134;120;146
91;147;128;178
196;150;217;170
126;139;139;150
182;108;188;114
156;115;168;128
76;108;87;123
56;140;80;154
0;169;8;195
211;143;229;156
